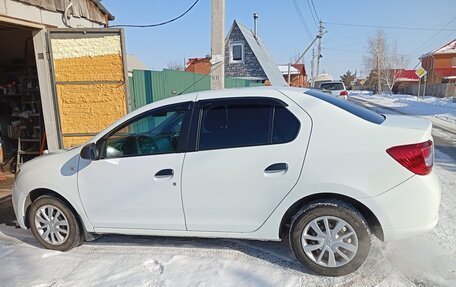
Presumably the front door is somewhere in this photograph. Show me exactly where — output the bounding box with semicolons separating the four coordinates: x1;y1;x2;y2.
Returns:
78;102;192;230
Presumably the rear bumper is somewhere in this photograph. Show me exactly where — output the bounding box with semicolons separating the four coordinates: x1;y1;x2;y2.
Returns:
361;172;441;241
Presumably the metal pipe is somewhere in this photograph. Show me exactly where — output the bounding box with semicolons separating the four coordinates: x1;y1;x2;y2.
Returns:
253;13;259;38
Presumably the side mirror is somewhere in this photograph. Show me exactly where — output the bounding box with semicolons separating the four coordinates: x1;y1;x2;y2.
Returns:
80;143;98;160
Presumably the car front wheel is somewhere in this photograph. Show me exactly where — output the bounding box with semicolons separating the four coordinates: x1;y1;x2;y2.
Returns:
28;195;81;251
290;200;371;276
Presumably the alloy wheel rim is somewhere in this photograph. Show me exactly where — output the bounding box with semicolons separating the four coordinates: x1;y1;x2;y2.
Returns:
301;216;358;268
34;205;70;245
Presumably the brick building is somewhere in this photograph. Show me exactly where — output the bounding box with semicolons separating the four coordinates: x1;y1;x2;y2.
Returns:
277;64;307;87
420;39;456;84
185;57;211;75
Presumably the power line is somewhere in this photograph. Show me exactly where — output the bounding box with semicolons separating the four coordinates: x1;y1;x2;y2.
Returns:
178;62;223;95
420;0;445;14
306;0;318;28
310;0;320;21
408;15;456;55
110;0;200;28
325;47;421;57
293;0;313;39
324;21;456;31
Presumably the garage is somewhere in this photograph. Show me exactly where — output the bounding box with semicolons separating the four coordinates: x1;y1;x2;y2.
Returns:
0;0;128;174
0;23;43;172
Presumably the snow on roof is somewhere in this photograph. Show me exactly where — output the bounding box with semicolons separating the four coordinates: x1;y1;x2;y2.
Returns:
277;65;300;75
421;39;456;58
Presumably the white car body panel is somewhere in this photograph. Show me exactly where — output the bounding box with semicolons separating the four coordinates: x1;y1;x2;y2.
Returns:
12;87;440;244
78;153;187;230
12;148;94;231
182;90;312;232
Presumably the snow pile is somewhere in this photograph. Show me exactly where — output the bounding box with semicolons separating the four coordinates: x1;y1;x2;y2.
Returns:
350;92;456;124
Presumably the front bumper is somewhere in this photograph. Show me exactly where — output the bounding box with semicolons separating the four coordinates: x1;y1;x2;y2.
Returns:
12;180;28;229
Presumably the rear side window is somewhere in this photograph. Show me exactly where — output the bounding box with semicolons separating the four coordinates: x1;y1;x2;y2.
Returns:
273;106;300;144
320;82;344;90
198;99;300;150
304;89;385;124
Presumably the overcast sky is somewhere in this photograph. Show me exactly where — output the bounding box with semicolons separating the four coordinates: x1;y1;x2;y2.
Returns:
104;0;456;79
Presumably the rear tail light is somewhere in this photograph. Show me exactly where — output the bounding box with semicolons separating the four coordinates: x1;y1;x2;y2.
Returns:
386;140;433;175
340;91;348;96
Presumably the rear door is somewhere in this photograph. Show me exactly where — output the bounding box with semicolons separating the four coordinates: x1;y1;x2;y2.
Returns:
181;96;312;232
47;29;128;148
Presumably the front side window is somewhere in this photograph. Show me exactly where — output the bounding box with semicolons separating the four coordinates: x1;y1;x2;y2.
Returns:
230;43;244;63
100;104;190;158
198;100;300;151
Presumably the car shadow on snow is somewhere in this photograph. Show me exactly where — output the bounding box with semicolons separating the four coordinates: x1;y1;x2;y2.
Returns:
81;234;392;285
87;234;311;274
1;225;392;286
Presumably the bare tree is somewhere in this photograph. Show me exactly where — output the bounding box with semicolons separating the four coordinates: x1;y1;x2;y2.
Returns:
364;30;387;94
382;42;410;93
364;30;410;94
167;59;185;71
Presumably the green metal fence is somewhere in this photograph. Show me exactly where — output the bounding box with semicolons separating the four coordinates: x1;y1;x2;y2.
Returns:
129;69;263;110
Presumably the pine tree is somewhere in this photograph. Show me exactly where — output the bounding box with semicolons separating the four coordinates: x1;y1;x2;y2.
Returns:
340;70;357;90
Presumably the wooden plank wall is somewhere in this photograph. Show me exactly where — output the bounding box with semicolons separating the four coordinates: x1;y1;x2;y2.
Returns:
15;0;107;24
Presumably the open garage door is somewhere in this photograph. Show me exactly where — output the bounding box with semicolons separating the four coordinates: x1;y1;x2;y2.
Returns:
48;29;128;148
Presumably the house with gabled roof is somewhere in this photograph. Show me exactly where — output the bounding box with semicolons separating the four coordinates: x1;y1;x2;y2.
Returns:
420;39;456;84
224;20;286;86
185;19;286;86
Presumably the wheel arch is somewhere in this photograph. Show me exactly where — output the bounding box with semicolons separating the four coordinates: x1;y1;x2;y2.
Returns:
25;188;82;229
279;193;384;241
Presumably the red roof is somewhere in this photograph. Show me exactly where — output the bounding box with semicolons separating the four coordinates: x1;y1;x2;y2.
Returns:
394;70;419;81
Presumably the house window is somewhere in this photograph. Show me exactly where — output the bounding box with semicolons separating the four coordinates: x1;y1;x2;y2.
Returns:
452;57;456;67
230;43;244;63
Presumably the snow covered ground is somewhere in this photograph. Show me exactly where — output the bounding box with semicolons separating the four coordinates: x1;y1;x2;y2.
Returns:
0;93;455;286
350;91;456;125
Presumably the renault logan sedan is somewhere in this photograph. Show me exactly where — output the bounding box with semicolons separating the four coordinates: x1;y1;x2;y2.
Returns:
12;87;440;276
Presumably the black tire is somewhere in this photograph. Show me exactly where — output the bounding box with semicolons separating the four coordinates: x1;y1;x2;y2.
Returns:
289;200;371;276
28;195;81;251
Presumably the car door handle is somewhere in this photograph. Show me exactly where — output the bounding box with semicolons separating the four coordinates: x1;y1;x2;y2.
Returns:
264;163;288;174
154;169;174;179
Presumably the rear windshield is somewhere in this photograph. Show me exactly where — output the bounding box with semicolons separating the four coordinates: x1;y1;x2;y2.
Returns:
304;89;385;124
320;82;344;90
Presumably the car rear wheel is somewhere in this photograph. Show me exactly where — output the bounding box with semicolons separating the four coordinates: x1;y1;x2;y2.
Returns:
290;200;371;276
28;195;81;251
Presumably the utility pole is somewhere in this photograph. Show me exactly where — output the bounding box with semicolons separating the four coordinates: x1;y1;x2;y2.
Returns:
210;0;225;89
310;48;315;87
316;20;324;77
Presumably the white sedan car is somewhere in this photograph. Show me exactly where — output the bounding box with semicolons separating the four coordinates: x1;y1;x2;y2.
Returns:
12;87;440;276
320;81;349;99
